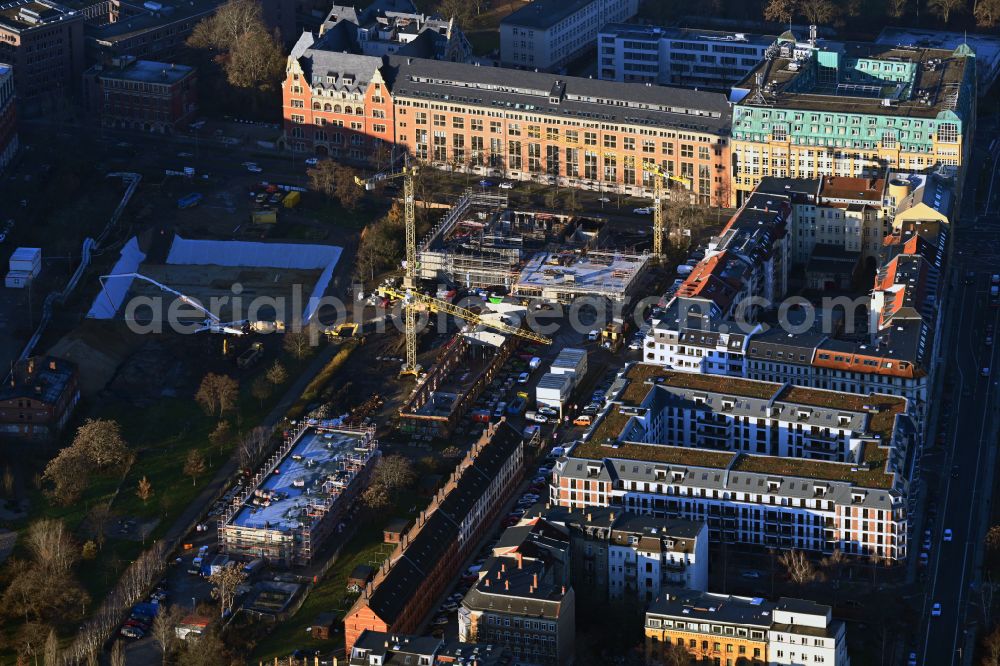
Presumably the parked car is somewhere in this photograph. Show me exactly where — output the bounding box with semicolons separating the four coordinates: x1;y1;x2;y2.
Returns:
633;207;652;214
499;181;514;189
246;163;263;173
943;528;953;542
305;157;319;166
517;372;531;384
538;406;558;418
507;397;527;414
479;179;495;187
931;603;942;617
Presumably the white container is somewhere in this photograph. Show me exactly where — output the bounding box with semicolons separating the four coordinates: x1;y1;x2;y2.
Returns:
9;247;40;274
535;373;572;411
5;270;31;288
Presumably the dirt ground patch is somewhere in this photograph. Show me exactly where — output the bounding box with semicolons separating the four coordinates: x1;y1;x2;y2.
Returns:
48;320;147;395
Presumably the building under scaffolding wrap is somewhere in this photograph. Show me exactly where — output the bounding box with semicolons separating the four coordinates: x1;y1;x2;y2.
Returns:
417;189;605;290
218;424;379;567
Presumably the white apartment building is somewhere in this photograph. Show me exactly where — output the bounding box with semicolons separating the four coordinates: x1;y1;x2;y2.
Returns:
500;0;638;71
551;364;915;560
597;24;775;89
606;513;708;601
769;598;852;666
645;592;851;666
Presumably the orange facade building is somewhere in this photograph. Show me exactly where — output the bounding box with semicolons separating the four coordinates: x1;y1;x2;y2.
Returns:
283;33;733;205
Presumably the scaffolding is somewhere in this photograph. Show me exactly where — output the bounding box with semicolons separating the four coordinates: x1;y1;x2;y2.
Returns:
218;423;378;567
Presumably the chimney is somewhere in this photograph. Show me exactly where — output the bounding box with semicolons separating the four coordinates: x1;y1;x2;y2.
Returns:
501;563;506;573
610;512;615;521
504;580;509;591
48;360;56;371
516;552;523;569
532;573;538;588
561;585;566;595
587;512;592;521
485;578;490;587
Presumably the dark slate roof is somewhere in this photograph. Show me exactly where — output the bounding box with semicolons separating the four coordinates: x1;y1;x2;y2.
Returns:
647;591;774;627
386;56;732;134
500;0;597;30
0;356;76;404
359;422;523;625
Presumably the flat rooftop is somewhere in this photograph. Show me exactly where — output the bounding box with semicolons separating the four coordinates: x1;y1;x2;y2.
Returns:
500;0;596;31
229;427;375;532
97;60;194;84
0;0;78;31
600;22;775;47
516;251;648;296
734;41;971;118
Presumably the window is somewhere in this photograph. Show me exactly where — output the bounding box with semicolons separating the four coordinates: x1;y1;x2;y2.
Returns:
471;119;484;132
937;122;958;143
415;112;427;125
491;121;502;134
433;114;446;127
291;100;304;108
681;144;693;158
603;135;617;149
585;131;597;145
452;117;464;129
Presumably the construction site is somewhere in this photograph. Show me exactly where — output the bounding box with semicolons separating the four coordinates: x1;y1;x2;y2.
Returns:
218;423;379;567
415;190;648;301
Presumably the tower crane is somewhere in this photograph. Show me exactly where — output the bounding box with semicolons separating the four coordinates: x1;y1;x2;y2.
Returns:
356;164;550;376
355;164;422;375
98;272;248;335
376;285;551;346
643;161;692;259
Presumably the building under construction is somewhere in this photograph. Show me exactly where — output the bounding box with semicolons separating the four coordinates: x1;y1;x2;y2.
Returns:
513;249;649;303
417;190;606;291
218;424;379;567
399;331;520;440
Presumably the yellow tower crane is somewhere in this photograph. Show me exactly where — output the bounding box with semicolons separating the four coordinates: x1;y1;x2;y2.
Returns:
357;165;550;377
356;165;421;375
643;161;691;259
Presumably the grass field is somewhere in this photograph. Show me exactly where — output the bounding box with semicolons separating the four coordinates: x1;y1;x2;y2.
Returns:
0;346;314;661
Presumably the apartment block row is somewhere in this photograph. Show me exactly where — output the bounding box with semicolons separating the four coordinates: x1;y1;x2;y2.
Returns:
344;421;525;652
551;363;914;561
645;591;851;665
645;168;953;431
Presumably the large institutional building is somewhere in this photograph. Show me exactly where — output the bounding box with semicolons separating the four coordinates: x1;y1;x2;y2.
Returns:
729;32;976;205
283;35;733;204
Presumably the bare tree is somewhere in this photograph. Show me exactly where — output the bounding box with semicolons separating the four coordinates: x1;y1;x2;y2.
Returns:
209;420;232;455
927;0;964;22
283;330;314;360
307;161;365;210
209;563;248;618
798;0;841;23
886;0;909;17
43;627;59;666
225;29;285;92
42;446;90;505
2;464;14;497
25;519;78;575
983;623;1000;666
184;450;207;487
110;639;126;666
238;426;272;471
265;360;288;386
779;549;822;586
187;0;261;48
763;0;798;22
195;373;239;418
371;455;417;492
73;419;132;470
976;0;1000;25
151;605;184;665
137;476;154;505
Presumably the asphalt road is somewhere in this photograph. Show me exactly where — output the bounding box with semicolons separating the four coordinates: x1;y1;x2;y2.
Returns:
919;132;1000;665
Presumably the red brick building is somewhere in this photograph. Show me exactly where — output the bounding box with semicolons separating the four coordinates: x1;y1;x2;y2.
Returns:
344;421;524;652
0;356;80;440
282;36;733;204
82;57;197;133
0;0;85;113
0;63;17;173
